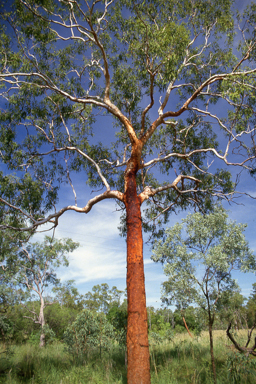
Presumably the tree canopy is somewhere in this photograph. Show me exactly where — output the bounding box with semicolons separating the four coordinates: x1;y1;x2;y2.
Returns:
0;1;256;382
152;205;256;383
0;0;255;232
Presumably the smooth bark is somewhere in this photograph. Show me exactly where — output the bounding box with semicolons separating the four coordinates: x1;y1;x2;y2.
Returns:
39;296;46;348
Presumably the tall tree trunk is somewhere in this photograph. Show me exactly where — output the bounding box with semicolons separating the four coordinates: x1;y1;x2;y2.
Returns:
208;315;217;384
39;330;45;348
125;167;151;384
39;297;45;348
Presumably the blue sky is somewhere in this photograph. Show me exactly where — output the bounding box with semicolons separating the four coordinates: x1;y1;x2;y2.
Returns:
33;167;256;309
1;0;256;309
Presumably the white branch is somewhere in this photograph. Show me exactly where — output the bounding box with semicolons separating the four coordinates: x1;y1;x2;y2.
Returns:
139;174;201;203
0;190;124;232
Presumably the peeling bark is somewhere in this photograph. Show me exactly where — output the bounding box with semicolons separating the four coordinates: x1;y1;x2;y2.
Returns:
125;164;151;384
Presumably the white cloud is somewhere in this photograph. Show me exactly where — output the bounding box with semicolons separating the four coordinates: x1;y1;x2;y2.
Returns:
30;189;256;307
50;200;127;284
60;248;126;284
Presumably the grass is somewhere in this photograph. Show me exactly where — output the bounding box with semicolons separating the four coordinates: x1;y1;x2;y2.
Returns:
0;330;256;383
0;342;126;384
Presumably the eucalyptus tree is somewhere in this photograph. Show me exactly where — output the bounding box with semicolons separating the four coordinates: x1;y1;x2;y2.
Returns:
152;206;256;383
52;279;84;309
0;0;256;382
216;290;247;329
0;224;29;345
0;230;22;313
64;308;114;360
246;283;256;327
11;236;79;347
83;283;124;313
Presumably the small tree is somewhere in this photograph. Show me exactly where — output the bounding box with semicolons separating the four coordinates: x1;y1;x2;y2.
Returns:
64;309;114;360
152;206;256;384
216;291;247;330
10;236;79;347
107;299;127;349
246;283;256;327
0;227;27;312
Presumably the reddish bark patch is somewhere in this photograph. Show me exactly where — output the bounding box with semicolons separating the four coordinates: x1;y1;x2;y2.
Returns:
125;169;151;384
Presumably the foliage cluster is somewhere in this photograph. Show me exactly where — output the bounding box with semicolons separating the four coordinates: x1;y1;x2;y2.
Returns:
63;309;114;360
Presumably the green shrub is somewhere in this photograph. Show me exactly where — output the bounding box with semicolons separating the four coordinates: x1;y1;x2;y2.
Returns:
226;351;256;384
63;309;114;360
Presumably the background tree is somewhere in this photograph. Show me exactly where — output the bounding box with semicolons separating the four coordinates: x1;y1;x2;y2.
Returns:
152;206;256;384
216;290;247;330
1;280;124;345
107;299;127;350
246;283;256;328
0;227;28;310
0;227;28;348
64;309;114;361
0;1;256;382
84;283;123;313
9;236;79;347
52;279;84;310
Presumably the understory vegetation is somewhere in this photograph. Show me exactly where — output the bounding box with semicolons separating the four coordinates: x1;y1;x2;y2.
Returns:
1;281;256;383
1;331;256;384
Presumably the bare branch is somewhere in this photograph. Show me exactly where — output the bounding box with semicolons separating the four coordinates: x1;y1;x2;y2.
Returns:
233;40;256;72
144;67;256;144
140;73;155;137
139;174;201;203
0;189;124;232
227;322;256;356
143;144;255;170
21;303;39;322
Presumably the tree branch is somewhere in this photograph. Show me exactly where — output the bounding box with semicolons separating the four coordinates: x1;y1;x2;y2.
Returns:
139;174;200;203
226;321;256;356
1;189;124;232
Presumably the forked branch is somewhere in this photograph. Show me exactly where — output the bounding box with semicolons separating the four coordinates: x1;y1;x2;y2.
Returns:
226;321;256;356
